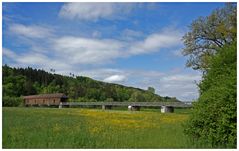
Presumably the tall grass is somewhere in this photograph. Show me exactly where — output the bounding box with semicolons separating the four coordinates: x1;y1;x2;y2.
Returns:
3;107;194;148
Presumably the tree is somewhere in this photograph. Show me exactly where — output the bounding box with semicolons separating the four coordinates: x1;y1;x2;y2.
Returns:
147;87;155;94
105;98;114;102
115;88;130;102
3;96;24;107
3;75;26;97
129;91;146;102
182;3;236;71
24;80;37;95
32;82;42;93
184;41;236;148
50;68;55;73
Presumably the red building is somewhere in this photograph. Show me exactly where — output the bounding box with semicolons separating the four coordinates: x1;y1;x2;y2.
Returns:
23;93;68;106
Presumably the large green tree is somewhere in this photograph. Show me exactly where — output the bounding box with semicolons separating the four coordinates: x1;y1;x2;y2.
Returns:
182;3;236;71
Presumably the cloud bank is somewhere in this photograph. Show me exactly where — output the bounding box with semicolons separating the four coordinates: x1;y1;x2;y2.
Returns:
6;23;183;66
9;24;53;39
59;3;136;21
103;75;127;83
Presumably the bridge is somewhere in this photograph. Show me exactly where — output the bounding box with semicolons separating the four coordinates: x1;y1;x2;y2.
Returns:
60;101;193;113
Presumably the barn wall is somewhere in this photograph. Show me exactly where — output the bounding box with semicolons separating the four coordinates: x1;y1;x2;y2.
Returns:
25;97;61;106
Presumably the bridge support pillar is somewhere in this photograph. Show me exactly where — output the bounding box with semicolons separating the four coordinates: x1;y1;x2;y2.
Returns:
102;105;112;110
59;102;62;109
161;106;174;113
128;106;140;111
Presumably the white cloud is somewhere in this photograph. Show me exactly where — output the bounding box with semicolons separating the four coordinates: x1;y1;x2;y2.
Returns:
53;36;124;64
172;50;183;57
103;75;126;83
59;3;136;21
16;53;49;65
128;29;182;55
3;48;72;71
50;28;183;64
92;31;101;38
158;73;201;101
7;23;183;65
162;74;201;82
121;29;144;41
9;24;53;39
52;28;181;64
3;48;17;58
78;68;124;80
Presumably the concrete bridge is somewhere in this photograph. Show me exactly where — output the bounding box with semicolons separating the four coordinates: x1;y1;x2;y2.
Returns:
60;101;193;113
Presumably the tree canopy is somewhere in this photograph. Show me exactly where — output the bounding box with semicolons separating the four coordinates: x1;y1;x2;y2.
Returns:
182;3;236;71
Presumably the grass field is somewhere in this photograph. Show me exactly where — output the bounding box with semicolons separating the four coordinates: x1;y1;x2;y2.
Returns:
3;107;196;148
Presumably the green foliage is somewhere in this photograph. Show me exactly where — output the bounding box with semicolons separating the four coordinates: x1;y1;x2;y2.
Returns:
105;98;114;102
3;96;24;107
183;4;237;148
182;3;236;71
24;80;37;95
3;74;26;97
2;65;179;105
147;87;155;94
184;41;236;148
129;91;146;102
75;97;92;102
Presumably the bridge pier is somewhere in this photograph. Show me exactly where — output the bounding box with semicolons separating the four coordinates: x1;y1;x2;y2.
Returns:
102;105;112;110
59;102;62;109
128;106;140;111
161;106;174;113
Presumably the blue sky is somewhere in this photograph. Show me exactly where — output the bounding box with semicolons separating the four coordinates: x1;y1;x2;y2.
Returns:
2;2;225;101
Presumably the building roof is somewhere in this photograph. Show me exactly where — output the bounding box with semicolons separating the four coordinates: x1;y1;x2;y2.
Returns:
23;93;68;99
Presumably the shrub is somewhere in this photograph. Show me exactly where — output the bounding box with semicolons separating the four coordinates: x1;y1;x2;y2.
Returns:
105;98;114;102
3;96;24;107
184;41;236;148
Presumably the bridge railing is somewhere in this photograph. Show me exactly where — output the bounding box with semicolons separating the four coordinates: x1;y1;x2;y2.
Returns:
61;101;193;108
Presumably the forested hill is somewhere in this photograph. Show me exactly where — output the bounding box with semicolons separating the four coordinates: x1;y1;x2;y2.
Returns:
3;65;179;103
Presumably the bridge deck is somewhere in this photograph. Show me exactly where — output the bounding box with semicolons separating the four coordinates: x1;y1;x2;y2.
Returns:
61;102;192;108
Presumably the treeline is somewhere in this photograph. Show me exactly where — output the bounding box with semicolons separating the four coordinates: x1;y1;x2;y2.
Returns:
3;65;179;106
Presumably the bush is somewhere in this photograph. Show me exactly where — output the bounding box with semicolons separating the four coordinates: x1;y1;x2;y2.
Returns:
105;98;114;102
184;41;236;148
73;97;99;102
3;96;24;107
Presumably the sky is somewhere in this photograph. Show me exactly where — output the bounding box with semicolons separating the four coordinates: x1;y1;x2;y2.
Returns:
2;2;225;101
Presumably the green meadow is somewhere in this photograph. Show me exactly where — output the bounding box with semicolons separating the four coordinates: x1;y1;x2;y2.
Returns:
3;107;199;149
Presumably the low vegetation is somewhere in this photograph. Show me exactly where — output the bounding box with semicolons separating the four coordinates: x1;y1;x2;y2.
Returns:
3;107;195;149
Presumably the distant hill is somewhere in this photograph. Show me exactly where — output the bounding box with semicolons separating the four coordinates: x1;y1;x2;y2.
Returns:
2;65;180;103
